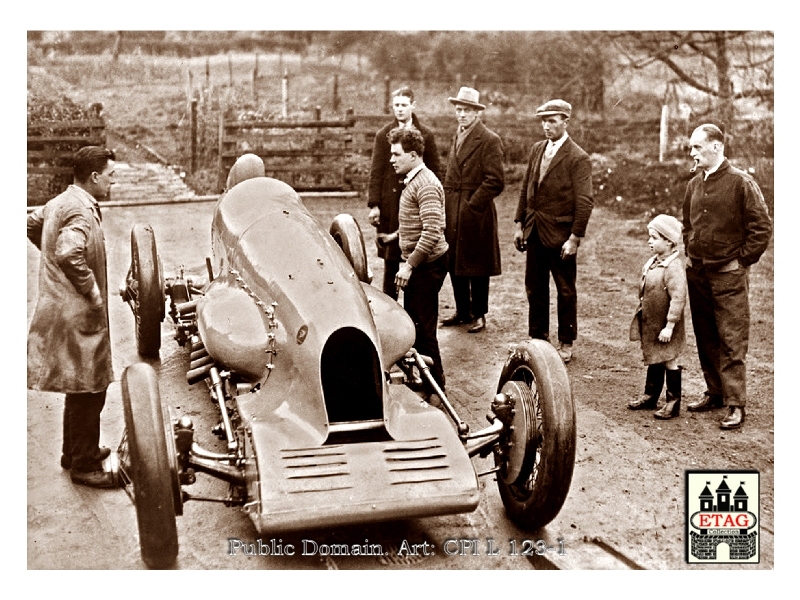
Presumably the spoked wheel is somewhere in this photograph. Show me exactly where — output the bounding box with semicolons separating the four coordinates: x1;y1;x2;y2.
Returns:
129;224;165;359
494;339;576;531
120;363;180;569
330;214;371;283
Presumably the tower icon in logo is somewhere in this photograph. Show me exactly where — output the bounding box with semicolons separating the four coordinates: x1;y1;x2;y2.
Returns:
686;470;760;563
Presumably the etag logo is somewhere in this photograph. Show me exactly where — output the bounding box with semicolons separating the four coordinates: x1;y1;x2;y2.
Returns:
685;471;759;564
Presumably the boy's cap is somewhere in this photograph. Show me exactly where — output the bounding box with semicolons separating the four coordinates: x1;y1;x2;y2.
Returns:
648;214;682;246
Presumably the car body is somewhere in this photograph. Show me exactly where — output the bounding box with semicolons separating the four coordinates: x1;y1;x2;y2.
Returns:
116;154;576;569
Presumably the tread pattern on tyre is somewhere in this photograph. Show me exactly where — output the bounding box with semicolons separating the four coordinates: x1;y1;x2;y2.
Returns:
121;362;179;569
495;339;576;531
330;214;370;283
131;224;163;359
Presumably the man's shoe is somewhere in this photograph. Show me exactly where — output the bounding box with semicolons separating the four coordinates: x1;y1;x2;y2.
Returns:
70;468;116;489
720;407;745;430
467;316;486;333
441;314;470;327
557;343;573;363
60;446;112;470
686;392;724;412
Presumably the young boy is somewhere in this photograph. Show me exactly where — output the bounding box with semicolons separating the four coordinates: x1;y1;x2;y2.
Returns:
628;214;687;419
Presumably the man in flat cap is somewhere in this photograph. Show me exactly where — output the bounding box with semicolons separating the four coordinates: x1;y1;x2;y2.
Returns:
514;99;593;363
441;87;505;333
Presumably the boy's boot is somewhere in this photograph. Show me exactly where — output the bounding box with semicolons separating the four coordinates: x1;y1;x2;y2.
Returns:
628;363;665;409
655;368;681;419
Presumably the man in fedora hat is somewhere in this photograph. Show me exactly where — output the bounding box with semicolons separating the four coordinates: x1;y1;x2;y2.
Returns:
441;87;505;334
514;99;593;363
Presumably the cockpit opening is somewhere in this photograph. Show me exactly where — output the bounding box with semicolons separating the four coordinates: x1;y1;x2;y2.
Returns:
320;327;384;429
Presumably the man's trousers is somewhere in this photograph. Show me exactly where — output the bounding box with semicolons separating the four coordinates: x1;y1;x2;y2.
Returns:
63;389;107;472
524;228;577;344
450;274;490;320
403;254;448;389
686;262;750;407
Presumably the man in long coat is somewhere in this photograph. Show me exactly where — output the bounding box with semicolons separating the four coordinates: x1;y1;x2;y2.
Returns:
367;86;441;300
442;87;505;333
27;146;116;488
514;99;593;363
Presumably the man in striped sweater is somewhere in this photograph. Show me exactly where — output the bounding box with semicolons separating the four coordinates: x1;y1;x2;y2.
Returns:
388;127;449;390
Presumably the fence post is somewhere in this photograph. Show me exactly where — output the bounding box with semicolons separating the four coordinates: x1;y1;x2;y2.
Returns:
253;53;259;103
217;109;225;192
190;99;198;174
333;74;340;112
659;105;669;163
281;69;289;118
205;57;210;90
471;74;478;90
383;76;391;114
228;53;233;87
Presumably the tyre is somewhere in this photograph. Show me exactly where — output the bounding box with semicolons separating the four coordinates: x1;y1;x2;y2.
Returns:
494;339;576;531
130;224;164;359
120;363;179;569
330;214;370;283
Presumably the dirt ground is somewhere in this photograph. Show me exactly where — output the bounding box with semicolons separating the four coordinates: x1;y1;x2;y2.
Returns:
298;185;776;568
26;64;775;568
25;156;774;570
406;189;774;558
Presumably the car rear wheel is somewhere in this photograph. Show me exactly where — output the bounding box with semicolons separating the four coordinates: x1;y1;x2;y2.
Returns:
330;214;371;283
494;339;576;530
130;224;164;359
120;362;179;569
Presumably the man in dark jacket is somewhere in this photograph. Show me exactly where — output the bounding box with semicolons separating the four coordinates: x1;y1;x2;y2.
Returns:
682;123;772;429
28;146;117;488
367;86;441;300
442;87;505;333
514;99;593;363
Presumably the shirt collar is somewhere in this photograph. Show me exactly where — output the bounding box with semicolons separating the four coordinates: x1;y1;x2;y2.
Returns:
403;163;425;185
703;156;726;180
459;118;480;135
69;184;100;208
69;184;102;220
547;133;569;152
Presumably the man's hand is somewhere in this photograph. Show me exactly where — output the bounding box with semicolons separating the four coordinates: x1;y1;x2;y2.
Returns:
368;206;381;227
395;262;413;289
376;231;398;248
561;234;580;259
658;321;675;343
86;282;104;308
514;224;527;252
79;282;105;334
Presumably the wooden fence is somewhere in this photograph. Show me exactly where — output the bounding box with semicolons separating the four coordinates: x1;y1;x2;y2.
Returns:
219;111;359;192
27;118;106;204
216;110;665;195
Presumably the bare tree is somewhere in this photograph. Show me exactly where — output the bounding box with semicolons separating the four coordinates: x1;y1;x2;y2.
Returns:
608;31;773;128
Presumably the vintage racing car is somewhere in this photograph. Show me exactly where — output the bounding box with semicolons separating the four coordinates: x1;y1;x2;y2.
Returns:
114;154;577;568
